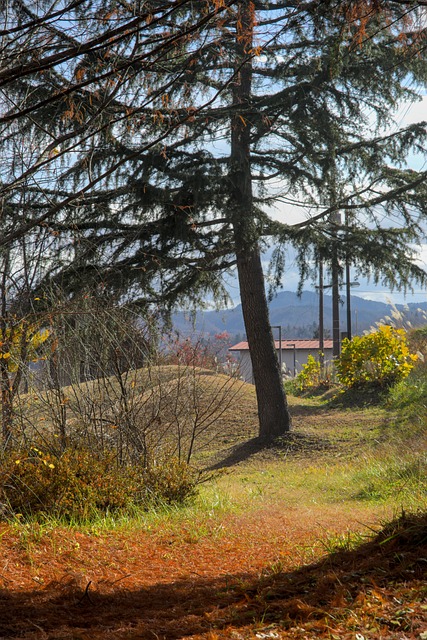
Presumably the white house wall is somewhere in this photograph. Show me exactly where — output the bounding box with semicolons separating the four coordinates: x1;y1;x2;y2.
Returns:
235;351;254;383
233;348;333;384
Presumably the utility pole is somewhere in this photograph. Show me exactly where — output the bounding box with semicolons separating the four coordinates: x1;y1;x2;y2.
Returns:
331;212;341;358
286;343;296;377
316;274;360;354
318;258;324;370
345;259;352;341
345;211;352;341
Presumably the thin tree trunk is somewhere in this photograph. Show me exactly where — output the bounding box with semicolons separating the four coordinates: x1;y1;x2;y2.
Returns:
49;354;67;451
0;250;12;447
1;363;12;446
229;0;291;441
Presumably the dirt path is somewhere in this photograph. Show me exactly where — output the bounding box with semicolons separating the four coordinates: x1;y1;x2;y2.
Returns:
0;502;398;640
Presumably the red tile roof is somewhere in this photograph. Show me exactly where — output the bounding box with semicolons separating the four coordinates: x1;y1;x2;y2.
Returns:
229;340;334;351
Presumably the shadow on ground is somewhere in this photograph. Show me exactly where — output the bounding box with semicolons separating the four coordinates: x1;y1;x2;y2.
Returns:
208;432;335;469
2;513;425;639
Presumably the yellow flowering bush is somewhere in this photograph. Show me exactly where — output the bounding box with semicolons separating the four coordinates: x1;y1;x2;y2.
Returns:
296;355;322;391
0;324;49;371
336;325;417;390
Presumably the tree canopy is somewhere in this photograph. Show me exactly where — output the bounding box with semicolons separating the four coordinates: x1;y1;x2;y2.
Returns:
3;2;427;293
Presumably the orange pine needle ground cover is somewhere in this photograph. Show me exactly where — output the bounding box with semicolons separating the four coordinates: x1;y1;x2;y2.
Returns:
0;384;425;638
0;506;426;639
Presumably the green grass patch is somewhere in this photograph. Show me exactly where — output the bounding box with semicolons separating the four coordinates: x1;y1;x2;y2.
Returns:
351;449;427;506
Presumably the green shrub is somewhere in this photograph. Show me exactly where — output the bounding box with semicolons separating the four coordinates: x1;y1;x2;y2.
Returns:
336;325;417;390
142;456;200;506
407;325;427;359
352;455;427;503
295;354;333;393
388;368;427;411
0;444;198;521
386;363;427;436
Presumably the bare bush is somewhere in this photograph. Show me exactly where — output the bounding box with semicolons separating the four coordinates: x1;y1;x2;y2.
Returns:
14;303;242;470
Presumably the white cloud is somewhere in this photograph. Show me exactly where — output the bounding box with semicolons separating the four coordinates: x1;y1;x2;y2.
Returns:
397;94;427;127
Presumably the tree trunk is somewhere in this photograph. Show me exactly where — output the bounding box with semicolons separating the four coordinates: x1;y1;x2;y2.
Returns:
235;245;292;439
0;250;12;447
1;362;12;447
229;0;291;441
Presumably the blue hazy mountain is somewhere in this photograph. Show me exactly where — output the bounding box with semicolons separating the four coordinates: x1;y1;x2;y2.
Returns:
172;291;427;340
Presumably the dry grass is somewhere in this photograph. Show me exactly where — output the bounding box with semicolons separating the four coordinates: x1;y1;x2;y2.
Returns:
17;366;252;460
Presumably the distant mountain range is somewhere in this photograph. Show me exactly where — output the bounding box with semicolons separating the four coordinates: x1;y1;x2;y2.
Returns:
172;291;427;343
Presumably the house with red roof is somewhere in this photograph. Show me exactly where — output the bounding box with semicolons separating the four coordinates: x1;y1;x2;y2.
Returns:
228;339;333;384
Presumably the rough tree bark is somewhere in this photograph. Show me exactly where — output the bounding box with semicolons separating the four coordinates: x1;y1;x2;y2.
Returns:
229;0;291;441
